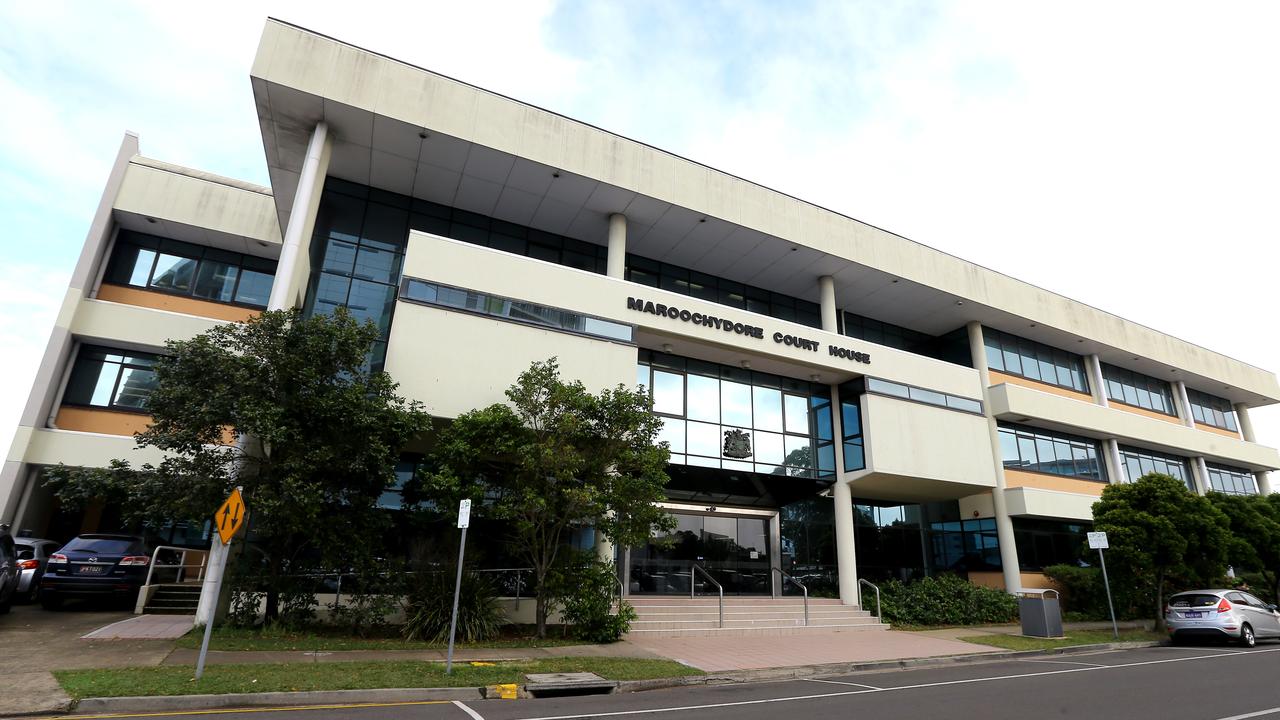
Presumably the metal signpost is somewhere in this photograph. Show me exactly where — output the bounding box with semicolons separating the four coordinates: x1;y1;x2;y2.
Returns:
1088;531;1119;640
445;498;471;674
196;487;246;679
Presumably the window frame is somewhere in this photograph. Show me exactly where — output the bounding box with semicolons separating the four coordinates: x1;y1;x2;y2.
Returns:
997;423;1107;482
1186;388;1239;432
62;344;164;414
984;327;1089;394
1100;363;1177;416
104;230;277;310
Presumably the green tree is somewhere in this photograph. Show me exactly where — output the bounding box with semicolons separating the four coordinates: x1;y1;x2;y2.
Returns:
1207;492;1280;604
46;308;431;621
1091;473;1230;630
420;358;674;638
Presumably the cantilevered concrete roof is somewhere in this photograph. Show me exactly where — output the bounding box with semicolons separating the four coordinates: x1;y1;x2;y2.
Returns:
249;18;1280;407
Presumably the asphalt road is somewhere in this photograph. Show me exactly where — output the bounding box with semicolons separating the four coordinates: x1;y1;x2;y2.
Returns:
45;644;1280;720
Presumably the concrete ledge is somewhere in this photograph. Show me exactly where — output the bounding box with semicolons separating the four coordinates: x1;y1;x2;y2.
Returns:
73;686;484;715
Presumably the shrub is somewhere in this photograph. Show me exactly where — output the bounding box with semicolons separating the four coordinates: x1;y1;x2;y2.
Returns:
551;558;635;643
1043;564;1149;620
878;574;1018;626
403;570;506;644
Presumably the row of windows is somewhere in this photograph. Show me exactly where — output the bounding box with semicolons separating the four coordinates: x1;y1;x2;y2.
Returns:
863;378;984;414
64;345;161;413
401;279;633;343
1118;445;1192;489
625;255;822;329
1206;464;1258;496
983;327;1089;393
998;424;1106;481
1187;388;1239;432
839;390;864;473
841;312;934;354
105;230;276;309
1013;518;1092;571
1101;363;1176;416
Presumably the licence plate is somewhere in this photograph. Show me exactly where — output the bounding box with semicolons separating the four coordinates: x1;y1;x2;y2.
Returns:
77;565;105;575
1185;611;1203;618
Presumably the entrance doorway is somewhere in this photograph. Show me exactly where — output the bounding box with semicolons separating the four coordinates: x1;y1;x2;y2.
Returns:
628;511;775;595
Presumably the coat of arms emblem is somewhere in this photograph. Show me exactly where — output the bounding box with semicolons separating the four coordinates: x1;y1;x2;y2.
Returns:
722;428;752;459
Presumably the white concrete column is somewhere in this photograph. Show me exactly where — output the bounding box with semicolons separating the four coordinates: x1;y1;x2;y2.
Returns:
1105;438;1125;484
607;214;627;279
268;122;331;312
1234;404;1273;494
594;529;615;564
828;385;859;605
966;322;1023;593
1086;355;1108;407
1172;381;1195;428
818;276;838;333
1191;457;1211;495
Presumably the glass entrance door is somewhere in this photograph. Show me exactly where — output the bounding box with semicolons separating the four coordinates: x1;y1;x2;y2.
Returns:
629;513;773;595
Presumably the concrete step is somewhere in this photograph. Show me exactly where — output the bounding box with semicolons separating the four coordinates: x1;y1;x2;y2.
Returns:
142;606;200;616
631;606;869;616
628;597;847;605
632;614;882;628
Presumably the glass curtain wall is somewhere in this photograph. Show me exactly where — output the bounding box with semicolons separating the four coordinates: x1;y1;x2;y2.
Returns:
852;500;1001;582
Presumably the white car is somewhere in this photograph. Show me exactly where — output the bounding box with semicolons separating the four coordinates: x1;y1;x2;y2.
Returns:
1166;589;1280;647
14;538;61;602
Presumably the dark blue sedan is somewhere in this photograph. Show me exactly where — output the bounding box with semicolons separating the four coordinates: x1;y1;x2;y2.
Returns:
40;534;151;610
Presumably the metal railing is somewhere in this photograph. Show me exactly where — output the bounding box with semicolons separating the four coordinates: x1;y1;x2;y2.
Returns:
859;578;882;623
773;568;809;626
690;564;724;628
144;546;209;587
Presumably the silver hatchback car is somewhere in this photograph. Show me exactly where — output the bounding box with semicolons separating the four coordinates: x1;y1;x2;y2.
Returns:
1166;589;1280;647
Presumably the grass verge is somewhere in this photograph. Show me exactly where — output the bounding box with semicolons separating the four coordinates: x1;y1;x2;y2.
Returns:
54;658;703;700
958;628;1165;651
172;625;587;652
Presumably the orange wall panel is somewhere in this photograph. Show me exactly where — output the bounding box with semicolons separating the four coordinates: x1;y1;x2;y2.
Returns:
989;370;1095;402
1108;401;1182;424
97;284;261;323
1003;469;1106;497
966;571;1065;594
55;406;152;436
1196;422;1242;439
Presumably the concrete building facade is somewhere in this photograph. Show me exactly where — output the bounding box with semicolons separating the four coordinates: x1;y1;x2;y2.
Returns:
4;20;1278;604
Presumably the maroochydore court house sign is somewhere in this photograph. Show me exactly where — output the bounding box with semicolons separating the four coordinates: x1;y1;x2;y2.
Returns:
625;297;872;364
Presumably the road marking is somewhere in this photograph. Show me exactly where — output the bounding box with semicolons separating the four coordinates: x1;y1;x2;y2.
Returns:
27;700;452;719
1158;645;1245;653
453;700;487;720
1017;659;1108;667
802;678;882;689
514;646;1280;720
1214;707;1280;720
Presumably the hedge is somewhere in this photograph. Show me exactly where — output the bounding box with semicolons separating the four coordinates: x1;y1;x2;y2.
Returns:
878;574;1018;626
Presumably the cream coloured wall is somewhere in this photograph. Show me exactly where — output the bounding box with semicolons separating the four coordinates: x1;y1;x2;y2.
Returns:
114;160;281;247
1004;486;1099;521
989;382;1280;471
401;231;986;399
20;428;168;468
71;298;223;349
857;393;999;490
385;302;637;418
253;20;1280;405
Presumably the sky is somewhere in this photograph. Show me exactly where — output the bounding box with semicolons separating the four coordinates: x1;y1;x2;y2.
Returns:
1;1;1278;458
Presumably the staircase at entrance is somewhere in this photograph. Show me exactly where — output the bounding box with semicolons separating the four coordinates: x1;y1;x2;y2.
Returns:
626;597;888;637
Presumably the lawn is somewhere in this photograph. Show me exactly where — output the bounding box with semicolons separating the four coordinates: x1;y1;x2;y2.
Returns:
54;658;703;700
173;624;589;652
958;628;1165;651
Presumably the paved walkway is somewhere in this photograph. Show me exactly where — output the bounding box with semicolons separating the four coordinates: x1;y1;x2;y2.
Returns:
82;613;195;639
627;631;994;672
162;642;663;666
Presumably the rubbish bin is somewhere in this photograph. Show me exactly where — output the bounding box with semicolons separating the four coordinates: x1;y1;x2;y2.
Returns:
1018;588;1063;638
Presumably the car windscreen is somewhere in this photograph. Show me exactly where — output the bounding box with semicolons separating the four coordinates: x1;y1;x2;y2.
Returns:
1169;594;1220;608
61;538;138;554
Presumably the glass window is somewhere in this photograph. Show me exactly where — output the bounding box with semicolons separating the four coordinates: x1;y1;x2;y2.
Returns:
785;394;810;434
1102;363;1176;416
1206;464;1257;495
105;230;276;309
63;345;162;413
984;327;1088;393
686;421;720;458
149;253;196;292
999;423;1107;482
192;261;238;303
753;387;783;432
686;374;720;423
1118;445;1191;489
657;417;685;454
652;371;684;416
1186;389;1238;432
721;381;753;428
753;430;784;464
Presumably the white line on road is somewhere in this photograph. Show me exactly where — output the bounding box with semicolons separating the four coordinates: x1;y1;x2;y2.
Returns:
802;678;883;689
1213;707;1280;720
1157;646;1245;653
454;700;487;720
514;646;1280;720
1017;659;1108;667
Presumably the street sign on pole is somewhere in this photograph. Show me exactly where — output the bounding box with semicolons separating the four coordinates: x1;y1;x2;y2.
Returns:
446;499;470;674
1088;531;1119;640
197;486;245;680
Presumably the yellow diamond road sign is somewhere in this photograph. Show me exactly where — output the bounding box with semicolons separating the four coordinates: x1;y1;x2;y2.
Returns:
215;488;246;545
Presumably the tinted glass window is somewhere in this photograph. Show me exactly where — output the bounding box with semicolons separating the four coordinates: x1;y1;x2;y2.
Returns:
983;328;1088;393
62;538;138;554
1186;389;1238;432
998;424;1105;481
1118;445;1191;489
64;345;162;412
105;230;276;309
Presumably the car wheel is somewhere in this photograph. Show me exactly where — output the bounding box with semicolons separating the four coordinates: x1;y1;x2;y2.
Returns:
1169;633;1186;646
25;584;40;603
39;595;62;611
0;593;12;615
1239;624;1256;648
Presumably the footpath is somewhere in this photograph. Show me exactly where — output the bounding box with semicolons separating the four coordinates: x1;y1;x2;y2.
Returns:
0;602;1157;718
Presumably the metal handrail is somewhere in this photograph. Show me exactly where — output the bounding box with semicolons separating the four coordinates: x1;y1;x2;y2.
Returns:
859;578;882;623
690;564;724;628
772;568;809;625
144;545;209;587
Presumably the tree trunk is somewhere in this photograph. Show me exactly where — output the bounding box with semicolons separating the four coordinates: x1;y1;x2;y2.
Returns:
264;553;282;622
533;564;549;639
1154;570;1166;633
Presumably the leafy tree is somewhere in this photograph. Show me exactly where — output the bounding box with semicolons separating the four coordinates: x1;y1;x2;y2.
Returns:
46;308;430;621
1091;473;1230;630
1207;492;1280;604
419;358;674;638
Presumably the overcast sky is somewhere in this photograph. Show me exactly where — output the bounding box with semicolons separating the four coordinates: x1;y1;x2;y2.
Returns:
2;1;1278;458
